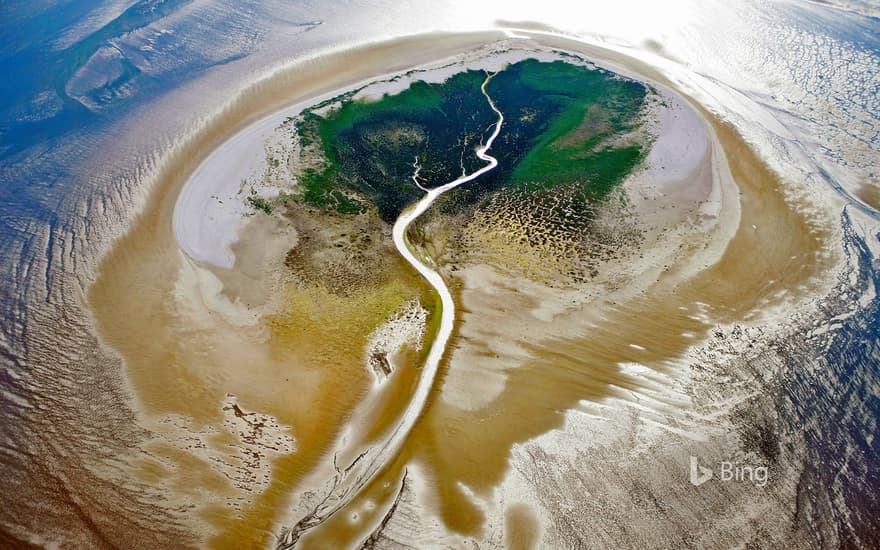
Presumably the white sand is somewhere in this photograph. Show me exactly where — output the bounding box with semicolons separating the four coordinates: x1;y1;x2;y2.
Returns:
173;90;347;268
172;107;287;268
644;89;708;185
622;85;714;222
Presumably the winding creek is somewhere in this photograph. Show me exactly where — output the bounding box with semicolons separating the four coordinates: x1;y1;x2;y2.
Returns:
278;73;504;547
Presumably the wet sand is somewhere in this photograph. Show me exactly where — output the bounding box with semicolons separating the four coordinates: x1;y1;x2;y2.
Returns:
370;33;836;545
89;31;505;547
88;30;839;549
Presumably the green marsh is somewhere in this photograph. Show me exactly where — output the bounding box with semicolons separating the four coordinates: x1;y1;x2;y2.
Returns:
289;58;649;222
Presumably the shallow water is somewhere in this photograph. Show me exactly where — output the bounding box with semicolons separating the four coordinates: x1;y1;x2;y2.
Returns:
2;1;879;547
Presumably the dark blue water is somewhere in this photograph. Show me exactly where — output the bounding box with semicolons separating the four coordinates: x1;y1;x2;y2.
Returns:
771;210;880;546
688;204;880;549
0;0;322;160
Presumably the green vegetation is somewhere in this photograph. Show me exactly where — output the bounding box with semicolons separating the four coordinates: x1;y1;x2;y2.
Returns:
483;59;647;199
298;168;365;214
290;57;649;222
295;71;494;221
247;195;273;215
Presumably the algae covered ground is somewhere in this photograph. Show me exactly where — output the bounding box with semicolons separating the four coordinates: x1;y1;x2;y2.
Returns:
288;58;650;223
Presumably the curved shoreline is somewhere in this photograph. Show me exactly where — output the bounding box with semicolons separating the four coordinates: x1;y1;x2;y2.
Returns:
171;41;726;276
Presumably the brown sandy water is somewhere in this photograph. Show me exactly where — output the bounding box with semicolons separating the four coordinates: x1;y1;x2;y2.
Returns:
290;48;835;547
88;31;836;548
88;31;504;548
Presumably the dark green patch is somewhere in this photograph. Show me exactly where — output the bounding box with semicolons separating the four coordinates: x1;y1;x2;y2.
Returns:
290;57;649;222
247;195;273;215
481;59;647;199
296;71;495;220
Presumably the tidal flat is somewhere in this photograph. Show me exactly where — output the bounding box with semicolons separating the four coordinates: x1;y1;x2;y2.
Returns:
88;33;839;549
